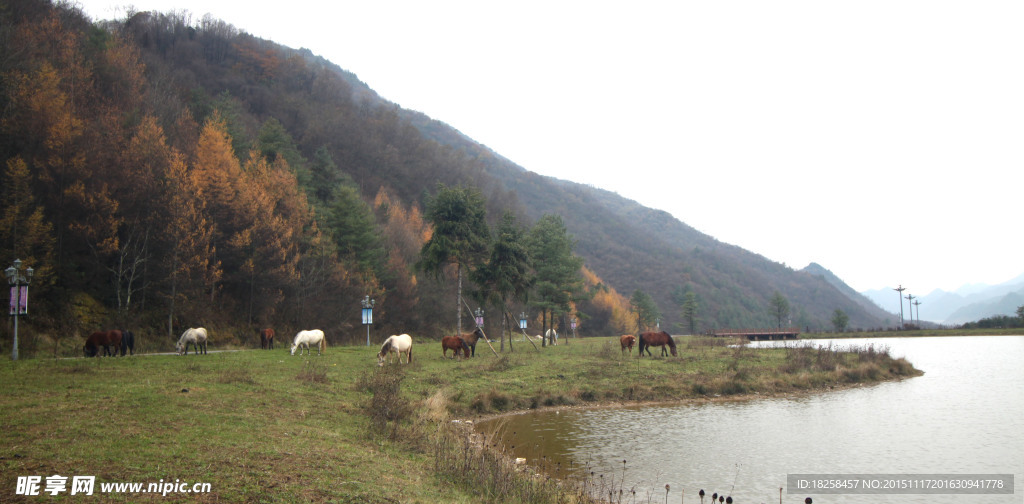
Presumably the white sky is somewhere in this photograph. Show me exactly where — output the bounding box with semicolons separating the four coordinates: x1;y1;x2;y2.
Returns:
77;0;1023;296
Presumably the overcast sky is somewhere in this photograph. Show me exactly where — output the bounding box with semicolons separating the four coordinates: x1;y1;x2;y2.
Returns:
77;0;1023;296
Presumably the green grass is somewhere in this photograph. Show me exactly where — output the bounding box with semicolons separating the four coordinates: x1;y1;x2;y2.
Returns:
0;336;921;503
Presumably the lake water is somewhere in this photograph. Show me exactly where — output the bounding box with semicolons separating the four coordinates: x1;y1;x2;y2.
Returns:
476;336;1024;503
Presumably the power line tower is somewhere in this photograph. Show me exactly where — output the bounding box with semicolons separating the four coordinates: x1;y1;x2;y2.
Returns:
905;293;916;327
893;284;907;328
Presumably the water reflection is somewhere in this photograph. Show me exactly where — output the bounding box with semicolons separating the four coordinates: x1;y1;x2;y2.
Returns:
478;336;1024;503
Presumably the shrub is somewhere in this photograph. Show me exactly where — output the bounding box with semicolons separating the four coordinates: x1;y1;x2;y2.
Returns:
356;366;411;438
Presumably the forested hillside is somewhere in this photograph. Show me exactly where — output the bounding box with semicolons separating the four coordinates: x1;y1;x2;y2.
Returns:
1;0;885;355
0;0;637;352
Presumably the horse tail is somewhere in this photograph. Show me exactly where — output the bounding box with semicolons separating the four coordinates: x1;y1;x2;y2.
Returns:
408;346;413;363
319;334;327;354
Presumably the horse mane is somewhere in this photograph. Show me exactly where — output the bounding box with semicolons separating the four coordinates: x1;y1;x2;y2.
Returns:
378;337;392;355
664;331;676;348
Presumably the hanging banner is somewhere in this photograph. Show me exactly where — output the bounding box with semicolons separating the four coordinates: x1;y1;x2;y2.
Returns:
19;285;28;315
8;286;15;315
362;307;373;325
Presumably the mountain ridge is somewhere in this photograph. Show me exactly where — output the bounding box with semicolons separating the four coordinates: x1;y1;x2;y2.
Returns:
862;273;1024;324
4;3;910;334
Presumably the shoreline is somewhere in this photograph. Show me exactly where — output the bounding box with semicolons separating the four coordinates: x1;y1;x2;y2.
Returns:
469;382;873;424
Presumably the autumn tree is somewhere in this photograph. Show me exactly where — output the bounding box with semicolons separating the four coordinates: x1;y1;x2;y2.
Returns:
0;157;56;289
160;150;218;335
580;267;632;335
235;150;304;326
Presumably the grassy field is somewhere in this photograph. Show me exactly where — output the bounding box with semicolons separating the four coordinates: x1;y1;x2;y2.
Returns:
0;336;921;503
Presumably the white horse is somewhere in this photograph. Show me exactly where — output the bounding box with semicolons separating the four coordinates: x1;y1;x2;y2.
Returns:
377;334;413;366
291;329;326;356
545;328;558;345
176;327;208;355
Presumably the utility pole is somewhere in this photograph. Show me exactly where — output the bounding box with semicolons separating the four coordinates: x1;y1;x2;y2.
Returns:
893;284;907;329
913;299;922;325
905;293;916;327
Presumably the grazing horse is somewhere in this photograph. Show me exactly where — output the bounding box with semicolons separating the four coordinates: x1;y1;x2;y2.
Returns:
620;334;636;355
456;327;485;357
291;329;326;356
545;328;558;345
259;328;275;350
84;330;122;357
441;335;470;359
120;330;135;356
638;331;677;357
176;327;208;355
377;334;413;366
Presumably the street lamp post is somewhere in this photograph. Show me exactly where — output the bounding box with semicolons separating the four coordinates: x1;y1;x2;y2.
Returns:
474;307;484;328
361;295;375;346
6;259;34;361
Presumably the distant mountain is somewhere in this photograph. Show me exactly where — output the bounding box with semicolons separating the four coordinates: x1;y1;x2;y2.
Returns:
801;263;898;326
945;290;1024;324
862;273;1024;324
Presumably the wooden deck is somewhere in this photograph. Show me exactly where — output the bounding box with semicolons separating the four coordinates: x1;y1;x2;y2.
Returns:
707;327;800;340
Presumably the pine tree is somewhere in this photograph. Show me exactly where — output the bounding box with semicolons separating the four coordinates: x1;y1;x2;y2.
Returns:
528;214;584;346
418;185;490;333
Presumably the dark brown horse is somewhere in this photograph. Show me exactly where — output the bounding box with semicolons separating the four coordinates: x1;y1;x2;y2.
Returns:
441;335;470;359
638;331;677;357
259;328;275;350
120;330;135;355
620;334;636;355
456;327;485;357
84;330;123;357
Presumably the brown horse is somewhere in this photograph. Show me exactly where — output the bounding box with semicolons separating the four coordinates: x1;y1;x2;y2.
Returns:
441;335;470;359
456;327;485;357
620;334;636;355
259;328;275;350
638;331;677;357
84;330;123;357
